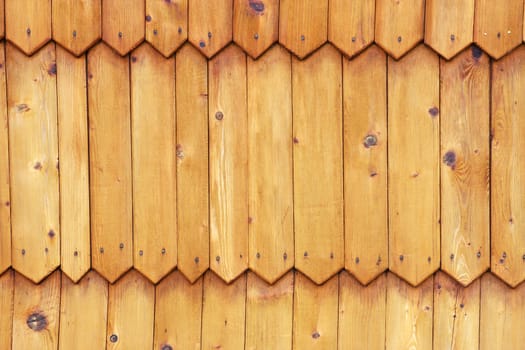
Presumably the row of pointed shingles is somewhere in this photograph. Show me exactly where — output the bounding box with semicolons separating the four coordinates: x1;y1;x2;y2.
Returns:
2;0;525;60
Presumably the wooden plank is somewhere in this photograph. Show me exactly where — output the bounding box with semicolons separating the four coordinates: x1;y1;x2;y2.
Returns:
433;271;480;350
0;270;14;350
209;44;248;283
175;43;209;283
491;45;525;287
328;0;375;58
246;271;294;350
59;271;108;350
279;0;328;58
338;272;386;350
56;46;91;283
343;44;387;285
0;0;4;39
5;0;51;55
12;270;60;350
385;272;433;350
247;45;293;284
154;270;203;350
424;0;475;60
145;0;188;57
0;43;10;274
7;42;60;283
440;47;490;286
106;270;155;350
293;44;343;284
375;0;424;59
480;273;525;350
52;0;102;56
131;43;177;284
233;0;279;58
474;0;523;59
87;43;133;283
201;271;246;350
102;0;145;55
188;0;232;58
293;272;338;349
388;45;440;286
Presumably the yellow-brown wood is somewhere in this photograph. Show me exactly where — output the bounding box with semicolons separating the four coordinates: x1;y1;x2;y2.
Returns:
474;0;523;59
279;0;328;58
0;270;14;350
375;0;424;59
106;270;155;350
7;42;59;284
59;271;108;350
56;46;91;283
433;271;480;350
491;45;525;287
0;43;10;274
388;45;440;286
245;271;294;349
175;43;209;282
293;44;343;284
233;0;279;59
440;47;490;286
386;272;433;349
5;0;51;55
343;44;387;285
201;271;246;350
131;43;177;284
102;0;145;55
87;43;132;283
154;271;203;350
247;45;293;284
12;270;60;350
209;45;248;283
480;273;525;349
0;0;4;39
293;272;338;349
145;0;188;57
328;0;375;58
52;0;101;56
338;272;386;350
188;0;233;58
425;0;475;60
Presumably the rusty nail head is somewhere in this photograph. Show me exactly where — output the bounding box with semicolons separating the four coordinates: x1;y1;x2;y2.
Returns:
208;32;212;38
27;313;47;331
254;33;259;40
352;36;356;42
153;29;158;35
26;28;31;35
21;249;26;255
397;36;402;42
283;252;288;260
146;15;152;22
139;250;143;256
162;345;173;350
199;41;205;48
363;134;378;148
256;252;260;259
215;111;224;120
330;252;334;259
161;248;166;254
110;334;118;343
450;34;455;41
477;251;481;258
194;256;200;264
300;35;305;41
118;32;123;38
502;252;507;258
304;251;308;257
119;243;124;249
428;256;431;262
216;256;220;262
72;30;77;37
312;331;320;339
44;248;48;253
399;255;404;261
178;27;182;34
355;257;360;264
74;251;78;256
450;254;455;260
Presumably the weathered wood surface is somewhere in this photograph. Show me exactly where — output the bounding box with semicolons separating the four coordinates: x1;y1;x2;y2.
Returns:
6;0;51;55
145;0;187;57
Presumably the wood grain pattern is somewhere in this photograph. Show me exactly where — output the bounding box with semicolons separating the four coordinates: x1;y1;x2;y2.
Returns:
87;43;132;283
188;0;233;58
175;43;209;282
279;0;328;59
5;0;51;55
247;45;294;284
491;45;525;287
388;45;440;286
425;0;475;60
52;0;101;56
338;272;386;350
131;43;177;283
0;270;14;350
102;0;145;55
209;44;248;283
375;0;424;59
106;270;155;350
56;46;91;283
474;0;523;59
293;44;343;284
59;271;108;350
0;0;4;39
0;43;10;274
7;42;60;283
233;0;279;58
329;0;375;57
440;47;490;286
145;0;187;57
154;271;203;350
343;44;388;285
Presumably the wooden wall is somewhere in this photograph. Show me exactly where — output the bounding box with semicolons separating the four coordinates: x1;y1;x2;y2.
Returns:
0;0;525;349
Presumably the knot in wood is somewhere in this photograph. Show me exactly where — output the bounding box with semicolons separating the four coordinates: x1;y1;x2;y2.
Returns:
26;312;48;332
